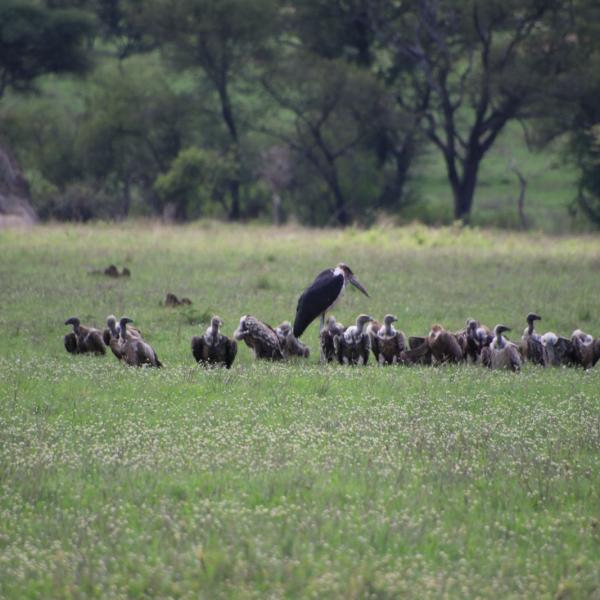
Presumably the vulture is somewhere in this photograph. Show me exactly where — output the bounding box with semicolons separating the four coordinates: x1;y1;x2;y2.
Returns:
541;331;576;367
400;335;433;366
520;312;547;366
234;315;285;360
369;314;407;365
319;316;345;363
333;314;372;365
456;319;492;363
103;314;141;348
571;329;600;370
294;263;369;338
118;317;162;367
64;317;106;355
427;324;463;364
483;325;522;371
275;321;310;358
191;316;237;368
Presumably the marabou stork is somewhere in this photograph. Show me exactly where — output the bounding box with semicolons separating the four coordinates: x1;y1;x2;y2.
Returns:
293;263;369;339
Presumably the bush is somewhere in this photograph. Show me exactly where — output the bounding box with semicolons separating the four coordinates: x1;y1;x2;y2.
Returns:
33;181;119;221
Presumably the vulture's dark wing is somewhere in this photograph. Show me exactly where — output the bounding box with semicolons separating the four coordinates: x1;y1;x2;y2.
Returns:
293;269;344;338
86;331;106;355
409;336;426;349
191;336;206;363
64;332;78;354
225;339;237;369
528;337;547;366
556;337;576;365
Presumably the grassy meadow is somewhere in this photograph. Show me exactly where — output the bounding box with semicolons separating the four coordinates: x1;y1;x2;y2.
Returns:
1;222;600;599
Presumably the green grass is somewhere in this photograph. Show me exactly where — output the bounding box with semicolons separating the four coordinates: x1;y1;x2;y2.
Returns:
411;122;583;232
1;223;600;598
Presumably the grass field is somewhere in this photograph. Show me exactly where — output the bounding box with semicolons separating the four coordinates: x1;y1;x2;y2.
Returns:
1;223;600;599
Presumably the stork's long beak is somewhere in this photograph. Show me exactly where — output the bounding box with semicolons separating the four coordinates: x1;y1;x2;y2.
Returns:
350;275;369;297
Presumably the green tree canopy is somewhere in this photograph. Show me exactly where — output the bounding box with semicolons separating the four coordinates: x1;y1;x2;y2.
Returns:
0;0;95;98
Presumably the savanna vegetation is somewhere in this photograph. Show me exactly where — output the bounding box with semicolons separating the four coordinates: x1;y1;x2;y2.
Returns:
1;223;599;598
1;0;600;230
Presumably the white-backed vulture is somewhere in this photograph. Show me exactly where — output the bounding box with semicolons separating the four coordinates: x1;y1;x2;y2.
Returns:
275;321;310;358
457;319;492;363
427;324;463;364
64;317;106;355
191;316;237;368
541;331;576;367
320;316;345;363
333;314;372;365
519;312;547;366
571;329;600;370
234;315;284;360
119;317;162;367
369;314;406;365
103;314;141;351
485;325;522;372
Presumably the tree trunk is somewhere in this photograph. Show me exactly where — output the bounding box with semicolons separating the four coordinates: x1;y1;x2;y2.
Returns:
377;142;413;211
451;153;480;223
330;176;349;226
272;191;282;226
121;177;131;218
510;164;528;230
217;84;242;222
228;179;240;221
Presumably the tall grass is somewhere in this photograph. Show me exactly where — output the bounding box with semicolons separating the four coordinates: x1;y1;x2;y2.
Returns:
1;223;599;598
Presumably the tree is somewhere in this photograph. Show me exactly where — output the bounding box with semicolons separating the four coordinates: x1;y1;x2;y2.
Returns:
372;0;581;222
93;0;156;61
133;0;278;220
0;1;94;99
154;146;238;220
262;54;405;226
289;0;419;215
78;58;194;217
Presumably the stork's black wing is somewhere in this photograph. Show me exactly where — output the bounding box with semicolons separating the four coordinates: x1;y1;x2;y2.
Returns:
293;269;344;338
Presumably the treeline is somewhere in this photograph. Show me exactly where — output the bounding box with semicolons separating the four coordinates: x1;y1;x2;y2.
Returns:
1;0;600;227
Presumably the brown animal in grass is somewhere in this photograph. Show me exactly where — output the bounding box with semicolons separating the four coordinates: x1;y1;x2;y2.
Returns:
275;321;310;358
234;315;284;360
481;325;521;372
191;316;237;368
64;317;106;355
320;316;345;363
117;317;162;367
368;315;407;365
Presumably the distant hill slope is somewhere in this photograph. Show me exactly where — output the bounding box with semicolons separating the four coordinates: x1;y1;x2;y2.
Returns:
0;144;37;227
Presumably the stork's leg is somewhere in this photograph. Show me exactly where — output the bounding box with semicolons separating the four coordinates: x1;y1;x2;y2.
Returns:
319;313;326;363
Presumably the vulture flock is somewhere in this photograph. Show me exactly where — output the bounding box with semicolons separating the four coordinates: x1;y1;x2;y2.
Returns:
63;263;600;372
